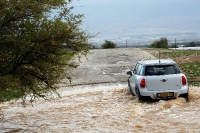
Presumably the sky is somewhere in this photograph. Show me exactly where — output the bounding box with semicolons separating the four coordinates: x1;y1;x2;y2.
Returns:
71;0;200;43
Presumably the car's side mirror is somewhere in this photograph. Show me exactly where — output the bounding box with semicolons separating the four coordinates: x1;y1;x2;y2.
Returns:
126;71;132;76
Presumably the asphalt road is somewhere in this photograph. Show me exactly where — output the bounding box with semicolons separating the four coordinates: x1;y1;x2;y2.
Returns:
68;48;155;86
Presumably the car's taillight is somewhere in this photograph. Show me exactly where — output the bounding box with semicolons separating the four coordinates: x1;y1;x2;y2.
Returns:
182;76;187;85
140;78;146;88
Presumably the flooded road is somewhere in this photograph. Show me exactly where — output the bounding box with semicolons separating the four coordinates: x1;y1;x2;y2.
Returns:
1;85;200;132
1;48;200;132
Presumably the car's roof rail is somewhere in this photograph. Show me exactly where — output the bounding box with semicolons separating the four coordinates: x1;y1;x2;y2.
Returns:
167;58;174;62
140;60;145;64
167;58;173;60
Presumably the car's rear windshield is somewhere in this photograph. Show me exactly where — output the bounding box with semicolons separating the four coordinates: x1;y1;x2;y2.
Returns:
144;65;178;76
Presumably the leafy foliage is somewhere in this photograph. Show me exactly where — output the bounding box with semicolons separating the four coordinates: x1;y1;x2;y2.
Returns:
0;0;90;102
149;38;169;48
184;42;198;47
101;40;117;49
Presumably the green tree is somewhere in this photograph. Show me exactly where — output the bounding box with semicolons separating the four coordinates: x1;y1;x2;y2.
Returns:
149;38;169;48
0;0;90;102
101;40;117;49
184;42;197;47
188;42;196;47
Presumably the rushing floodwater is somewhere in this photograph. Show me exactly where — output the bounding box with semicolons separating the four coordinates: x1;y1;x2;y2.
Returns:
1;84;200;133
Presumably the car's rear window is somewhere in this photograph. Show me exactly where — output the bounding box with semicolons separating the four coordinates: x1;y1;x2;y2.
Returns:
145;65;178;76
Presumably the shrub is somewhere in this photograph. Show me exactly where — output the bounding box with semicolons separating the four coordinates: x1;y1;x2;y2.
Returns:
149;38;169;48
101;40;117;49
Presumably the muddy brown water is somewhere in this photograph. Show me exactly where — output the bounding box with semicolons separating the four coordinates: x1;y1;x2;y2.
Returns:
1;84;200;133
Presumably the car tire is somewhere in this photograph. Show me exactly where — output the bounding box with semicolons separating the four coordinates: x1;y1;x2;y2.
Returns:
128;81;135;96
135;86;143;101
182;92;189;102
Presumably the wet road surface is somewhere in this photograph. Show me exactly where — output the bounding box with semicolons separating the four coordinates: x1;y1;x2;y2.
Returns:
1;85;200;133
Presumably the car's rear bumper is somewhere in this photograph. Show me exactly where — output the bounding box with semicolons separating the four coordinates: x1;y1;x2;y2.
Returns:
139;86;189;99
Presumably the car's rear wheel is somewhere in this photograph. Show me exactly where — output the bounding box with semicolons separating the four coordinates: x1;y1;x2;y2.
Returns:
128;81;135;96
181;92;189;102
135;87;143;101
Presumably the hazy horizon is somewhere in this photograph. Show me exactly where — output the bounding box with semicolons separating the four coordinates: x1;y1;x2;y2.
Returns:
71;0;200;43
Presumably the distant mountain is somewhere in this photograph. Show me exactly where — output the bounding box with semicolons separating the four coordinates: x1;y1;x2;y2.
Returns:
89;32;200;48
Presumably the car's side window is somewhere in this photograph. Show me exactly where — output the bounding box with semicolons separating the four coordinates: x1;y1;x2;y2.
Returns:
140;66;145;75
174;64;181;73
133;63;139;74
136;64;142;75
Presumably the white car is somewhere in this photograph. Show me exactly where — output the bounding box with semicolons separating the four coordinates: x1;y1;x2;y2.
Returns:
127;58;189;101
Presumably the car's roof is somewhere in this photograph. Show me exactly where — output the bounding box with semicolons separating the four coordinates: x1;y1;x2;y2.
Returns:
138;58;176;65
